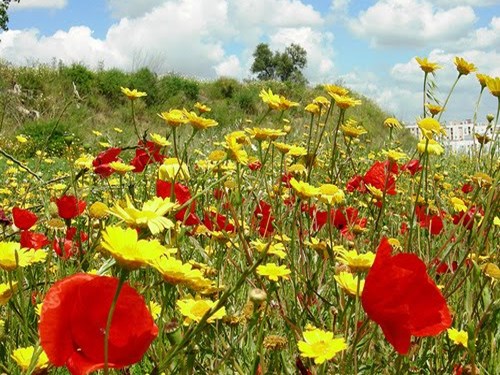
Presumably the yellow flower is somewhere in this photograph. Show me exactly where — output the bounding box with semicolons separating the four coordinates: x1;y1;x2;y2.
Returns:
337;249;375;272
150;133;171;147
485;76;500;97
383;149;408;163
287;145;308;157
177;297;226;324
0;242;47;271
256;263;291;281
194;102;211;113
11;346;49;372
383;117;402;129
0;281;17;305
251;239;287;259
415;57;441;73
298;326;347;364
313;95;330;106
16;135;28;143
184;110;219;130
158;157;190;181
417;138;444;155
472;172;492;188
366;184;384;200
120;87;147;100
259;89;281;109
318;184;345;205
150;256;212;290
494;216;500;226
149;301;162;320
331;94;362;110
418;118;446;139
304;103;320;114
246;127;286;141
92;130;103;136
476;73;490;88
454;57;477;76
290;178;320;200
288;163;307;175
88;201;109;219
447;328;468;348
474;133;491;145
100;226;169;269
334;271;364;296
451;197;467;212
74;154;93;169
279;95;299;110
224;132;249;165
158;109;189;127
325;84;349;97
426;103;444;116
341;119;367;138
481;263;500;280
109;161;135;174
273;142;293;154
113;127;123;133
108;196;178;235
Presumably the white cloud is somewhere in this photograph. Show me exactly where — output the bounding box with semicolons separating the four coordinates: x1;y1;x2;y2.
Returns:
433;0;499;6
269;27;335;83
106;0;166;18
348;0;477;47
215;55;242;77
10;0;67;9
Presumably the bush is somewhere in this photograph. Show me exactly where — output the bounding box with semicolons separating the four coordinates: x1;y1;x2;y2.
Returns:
19;119;73;157
59;63;95;96
157;74;199;104
95;68;129;104
128;68;158;106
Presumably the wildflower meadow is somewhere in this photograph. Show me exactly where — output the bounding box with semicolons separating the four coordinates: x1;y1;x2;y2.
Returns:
0;56;498;375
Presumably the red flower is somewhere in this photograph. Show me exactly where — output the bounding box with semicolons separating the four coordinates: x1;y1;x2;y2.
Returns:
253;200;275;236
361;238;452;354
346;175;365;193
0;208;12;226
248;160;262;171
20;230;49;250
415;206;444;235
53;227;88;259
461;183;473;194
12;207;38;230
39;273;158;375
401;159;422;176
56;195;86;220
431;258;458;275
93;147;121;178
156;180;200;225
363;161;397;195
453;206;483;230
130;141;164;173
203;211;235;233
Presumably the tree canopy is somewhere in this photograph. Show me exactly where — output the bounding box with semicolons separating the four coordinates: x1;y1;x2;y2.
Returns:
1;0;19;32
251;43;307;84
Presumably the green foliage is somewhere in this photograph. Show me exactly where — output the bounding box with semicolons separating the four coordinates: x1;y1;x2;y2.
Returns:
19;119;73;157
128;67;158;106
156;74;199;104
0;0;19;31
207;77;241;99
251;43;308;84
95;68;129;104
59;63;95;96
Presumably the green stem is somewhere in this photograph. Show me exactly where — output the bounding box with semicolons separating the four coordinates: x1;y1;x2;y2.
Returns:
103;270;129;375
438;74;462;122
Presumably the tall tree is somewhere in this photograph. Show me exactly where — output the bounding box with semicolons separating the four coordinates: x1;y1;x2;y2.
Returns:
251;42;308;84
0;0;20;32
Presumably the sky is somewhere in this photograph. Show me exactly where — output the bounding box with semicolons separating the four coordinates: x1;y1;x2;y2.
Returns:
1;0;499;123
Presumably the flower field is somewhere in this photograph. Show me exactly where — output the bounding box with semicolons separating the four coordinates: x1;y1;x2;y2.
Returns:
0;57;498;375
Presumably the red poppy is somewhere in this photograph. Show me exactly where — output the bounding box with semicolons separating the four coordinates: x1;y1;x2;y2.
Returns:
461;183;473;194
431;258;458;275
20;230;49;250
203;211;235;233
56;195;86;220
415;206;444;235
92;147;121;178
12;207;38;230
156;180;200;225
130;141;164;173
361;238;451;354
39;273;158;375
53;227;88;259
253;200;274;237
452;206;483;230
363;161;397;195
401;159;422;176
346;175;365;193
248;160;262;171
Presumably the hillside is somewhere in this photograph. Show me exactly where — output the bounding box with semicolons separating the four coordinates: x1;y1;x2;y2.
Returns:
0;62;415;158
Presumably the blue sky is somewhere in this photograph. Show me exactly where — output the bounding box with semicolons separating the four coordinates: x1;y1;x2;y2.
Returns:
2;0;499;122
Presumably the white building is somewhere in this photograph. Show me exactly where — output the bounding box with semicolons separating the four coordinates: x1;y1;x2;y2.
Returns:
405;119;494;154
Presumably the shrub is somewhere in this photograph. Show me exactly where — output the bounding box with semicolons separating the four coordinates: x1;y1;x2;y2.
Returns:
128;67;158;106
19;119;73;157
95;68;129;104
157;74;199;104
59;63;95;96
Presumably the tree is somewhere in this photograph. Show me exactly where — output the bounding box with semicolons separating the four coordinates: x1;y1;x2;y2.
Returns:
251;42;308;84
0;0;20;32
